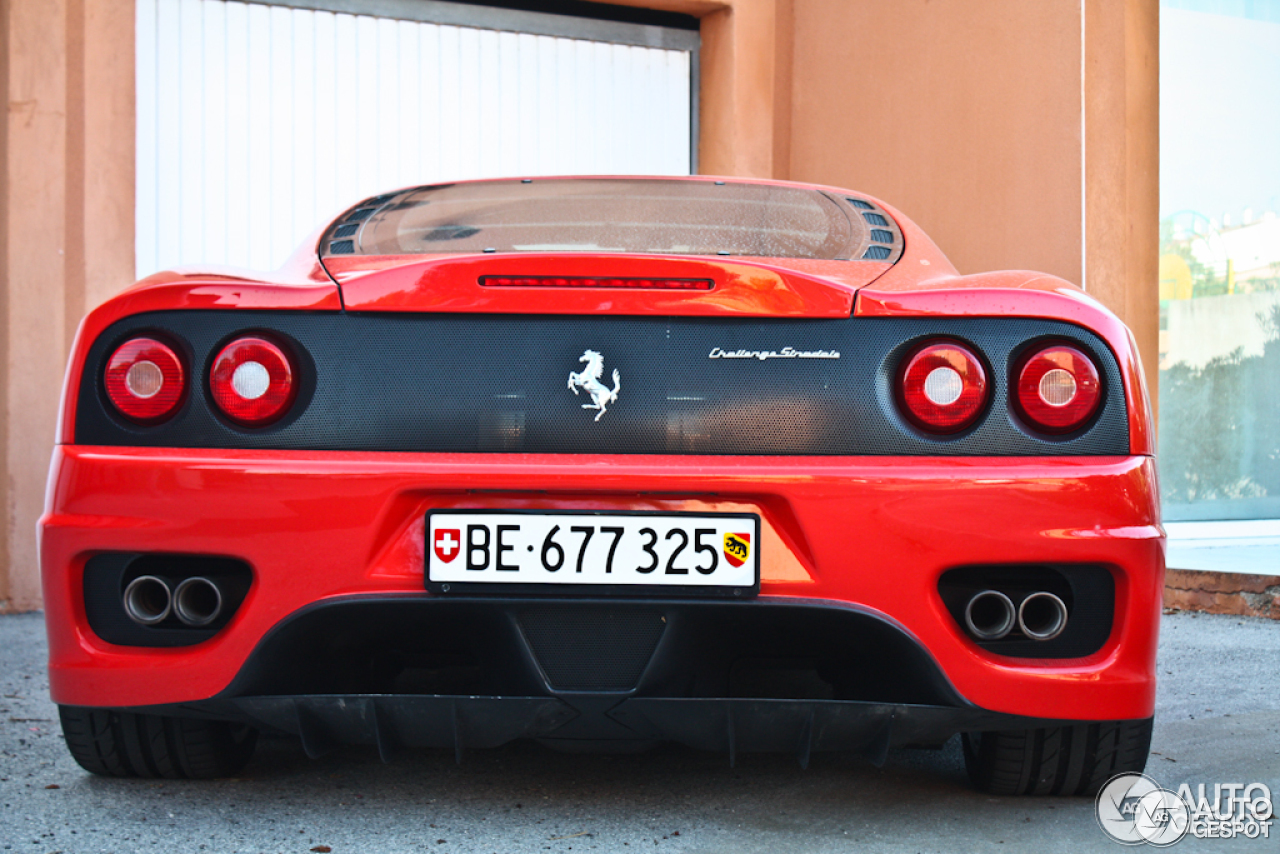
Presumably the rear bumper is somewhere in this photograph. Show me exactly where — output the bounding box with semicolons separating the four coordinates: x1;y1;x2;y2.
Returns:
227;695;1088;763
40;446;1164;725
115;596;1120;761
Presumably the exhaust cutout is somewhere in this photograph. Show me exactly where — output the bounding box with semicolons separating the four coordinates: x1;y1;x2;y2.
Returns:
1018;591;1068;641
963;590;1016;640
123;576;172;626
173;577;224;627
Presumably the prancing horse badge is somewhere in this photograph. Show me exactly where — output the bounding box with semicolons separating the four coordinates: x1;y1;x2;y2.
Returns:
567;349;620;421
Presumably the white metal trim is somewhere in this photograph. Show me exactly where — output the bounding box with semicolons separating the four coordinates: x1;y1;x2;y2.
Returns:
239;0;700;50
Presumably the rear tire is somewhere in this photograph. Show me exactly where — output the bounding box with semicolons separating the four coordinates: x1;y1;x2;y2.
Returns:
962;717;1153;796
58;705;258;779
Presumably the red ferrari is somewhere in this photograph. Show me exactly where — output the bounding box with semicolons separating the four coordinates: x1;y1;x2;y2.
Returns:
40;177;1163;794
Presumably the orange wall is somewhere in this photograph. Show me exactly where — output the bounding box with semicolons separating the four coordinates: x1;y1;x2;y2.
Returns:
0;0;134;612
789;0;1086;284
1083;0;1159;393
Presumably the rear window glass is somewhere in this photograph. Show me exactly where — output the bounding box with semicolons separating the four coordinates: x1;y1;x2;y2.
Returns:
323;179;862;260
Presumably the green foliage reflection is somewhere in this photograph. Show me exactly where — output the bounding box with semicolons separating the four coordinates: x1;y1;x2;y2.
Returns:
1159;305;1280;507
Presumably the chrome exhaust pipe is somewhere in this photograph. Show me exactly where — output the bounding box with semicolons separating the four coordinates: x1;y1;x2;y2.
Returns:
173;577;224;627
1018;591;1068;641
963;590;1016;640
123;576;172;626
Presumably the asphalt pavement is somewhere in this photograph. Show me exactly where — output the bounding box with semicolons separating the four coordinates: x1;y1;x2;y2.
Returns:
1;610;1277;854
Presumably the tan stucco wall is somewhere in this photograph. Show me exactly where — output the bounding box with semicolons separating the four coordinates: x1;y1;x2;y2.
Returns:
790;0;1086;283
0;0;134;612
0;0;1157;612
2;0;73;614
1084;0;1160;402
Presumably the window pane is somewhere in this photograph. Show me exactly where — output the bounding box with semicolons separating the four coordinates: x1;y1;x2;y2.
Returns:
1158;1;1280;521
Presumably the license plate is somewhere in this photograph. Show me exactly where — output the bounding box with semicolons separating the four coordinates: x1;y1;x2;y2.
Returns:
427;511;759;589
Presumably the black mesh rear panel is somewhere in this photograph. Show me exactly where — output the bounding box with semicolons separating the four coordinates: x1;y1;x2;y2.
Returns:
74;310;1130;455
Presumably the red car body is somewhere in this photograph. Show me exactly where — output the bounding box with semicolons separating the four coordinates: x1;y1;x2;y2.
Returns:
40;177;1162;792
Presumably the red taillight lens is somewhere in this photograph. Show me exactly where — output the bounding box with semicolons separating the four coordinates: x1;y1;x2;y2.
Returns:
1014;344;1101;434
899;340;989;433
104;338;185;424
480;276;713;290
209;337;297;426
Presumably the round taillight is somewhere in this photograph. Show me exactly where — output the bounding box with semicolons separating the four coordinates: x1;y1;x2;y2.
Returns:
209;337;297;426
104;338;185;424
1014;344;1101;434
899;340;989;433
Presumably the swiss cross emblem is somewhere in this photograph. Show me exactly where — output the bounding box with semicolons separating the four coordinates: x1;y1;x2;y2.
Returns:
433;529;461;563
723;532;751;568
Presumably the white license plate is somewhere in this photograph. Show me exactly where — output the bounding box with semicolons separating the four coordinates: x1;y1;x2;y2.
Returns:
427;511;759;588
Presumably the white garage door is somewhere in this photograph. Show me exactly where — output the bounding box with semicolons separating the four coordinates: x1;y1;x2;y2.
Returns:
136;0;697;276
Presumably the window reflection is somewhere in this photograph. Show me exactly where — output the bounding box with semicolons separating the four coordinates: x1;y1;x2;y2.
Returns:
1158;1;1280;521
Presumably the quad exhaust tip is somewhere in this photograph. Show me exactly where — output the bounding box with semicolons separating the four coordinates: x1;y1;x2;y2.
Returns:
123;575;226;627
173;577;224;627
1018;591;1069;641
963;590;1016;641
963;589;1070;642
123;575;172;626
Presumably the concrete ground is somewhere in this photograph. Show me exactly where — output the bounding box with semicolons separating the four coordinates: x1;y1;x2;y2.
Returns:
1;611;1276;854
